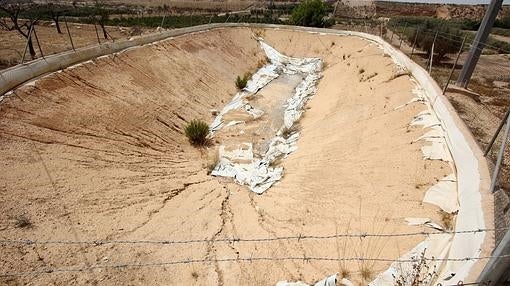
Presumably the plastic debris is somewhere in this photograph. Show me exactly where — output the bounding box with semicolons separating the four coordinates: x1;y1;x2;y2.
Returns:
423;174;459;213
210;39;322;194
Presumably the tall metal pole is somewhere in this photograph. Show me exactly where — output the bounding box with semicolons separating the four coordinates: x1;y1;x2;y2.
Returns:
443;35;467;95
476;229;510;285
64;16;75;51
457;0;504;88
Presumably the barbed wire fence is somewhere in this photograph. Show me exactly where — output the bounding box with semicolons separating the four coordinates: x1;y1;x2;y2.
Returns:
1;226;509;284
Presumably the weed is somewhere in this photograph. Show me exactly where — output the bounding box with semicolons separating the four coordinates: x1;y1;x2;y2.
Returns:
184;119;210;146
15;214;32;228
360;265;374;281
281;124;301;139
253;28;264;38
359;68;365;74
340;268;350;279
439;210;456;230
257;57;268;69
394;250;436;286
269;157;283;168
207;149;220;174
191;270;199;280
235;72;251;90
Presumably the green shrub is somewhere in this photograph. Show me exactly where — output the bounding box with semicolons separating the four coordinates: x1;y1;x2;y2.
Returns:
290;0;330;28
184;119;210;146
405;20;463;62
235;73;251;90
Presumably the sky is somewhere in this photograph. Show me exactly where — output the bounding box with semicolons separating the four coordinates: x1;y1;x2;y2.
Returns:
380;0;510;4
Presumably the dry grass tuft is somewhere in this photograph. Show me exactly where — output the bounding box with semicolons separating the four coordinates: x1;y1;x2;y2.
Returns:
257;57;269;68
191;270;199;280
253;29;265;38
439;210;456;230
282;124;301;139
206;149;220;174
340;268;350;279
15;214;32;228
360;265;374;281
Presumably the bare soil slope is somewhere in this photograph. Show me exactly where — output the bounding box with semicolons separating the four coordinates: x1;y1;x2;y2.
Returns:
0;28;450;285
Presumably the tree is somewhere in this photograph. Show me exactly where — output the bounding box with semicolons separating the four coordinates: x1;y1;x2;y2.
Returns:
42;3;67;34
290;0;329;28
408;20;462;63
0;0;38;60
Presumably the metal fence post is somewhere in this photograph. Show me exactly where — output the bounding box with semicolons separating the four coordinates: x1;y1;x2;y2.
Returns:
390;23;395;43
32;25;44;59
442;35;467;94
476;229;510;285
410;28;420;59
488;111;510;194
399;23;407;49
426;30;439;74
64;16;75;51
20;24;34;64
485;109;510;156
94;23;101;44
160;15;166;29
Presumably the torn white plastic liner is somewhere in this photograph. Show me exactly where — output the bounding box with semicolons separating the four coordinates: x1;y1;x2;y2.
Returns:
423;174;459;214
409;84;453;162
277;274;339;286
405;217;444;231
212;133;300;194
210;40;322;194
370;233;453;286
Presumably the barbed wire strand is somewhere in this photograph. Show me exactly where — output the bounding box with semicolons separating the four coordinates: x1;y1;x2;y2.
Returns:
1;254;509;278
389;24;510;54
1;227;507;246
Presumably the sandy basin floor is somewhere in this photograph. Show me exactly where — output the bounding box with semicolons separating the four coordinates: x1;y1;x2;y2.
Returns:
0;28;452;285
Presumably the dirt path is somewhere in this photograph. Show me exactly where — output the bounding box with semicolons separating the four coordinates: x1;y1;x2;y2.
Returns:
0;28;450;285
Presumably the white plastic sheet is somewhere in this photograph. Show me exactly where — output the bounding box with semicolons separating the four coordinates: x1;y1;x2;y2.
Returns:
210;39;322;194
423;174;459;214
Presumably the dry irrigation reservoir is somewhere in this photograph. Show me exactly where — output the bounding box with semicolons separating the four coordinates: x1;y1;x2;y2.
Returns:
0;25;493;285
